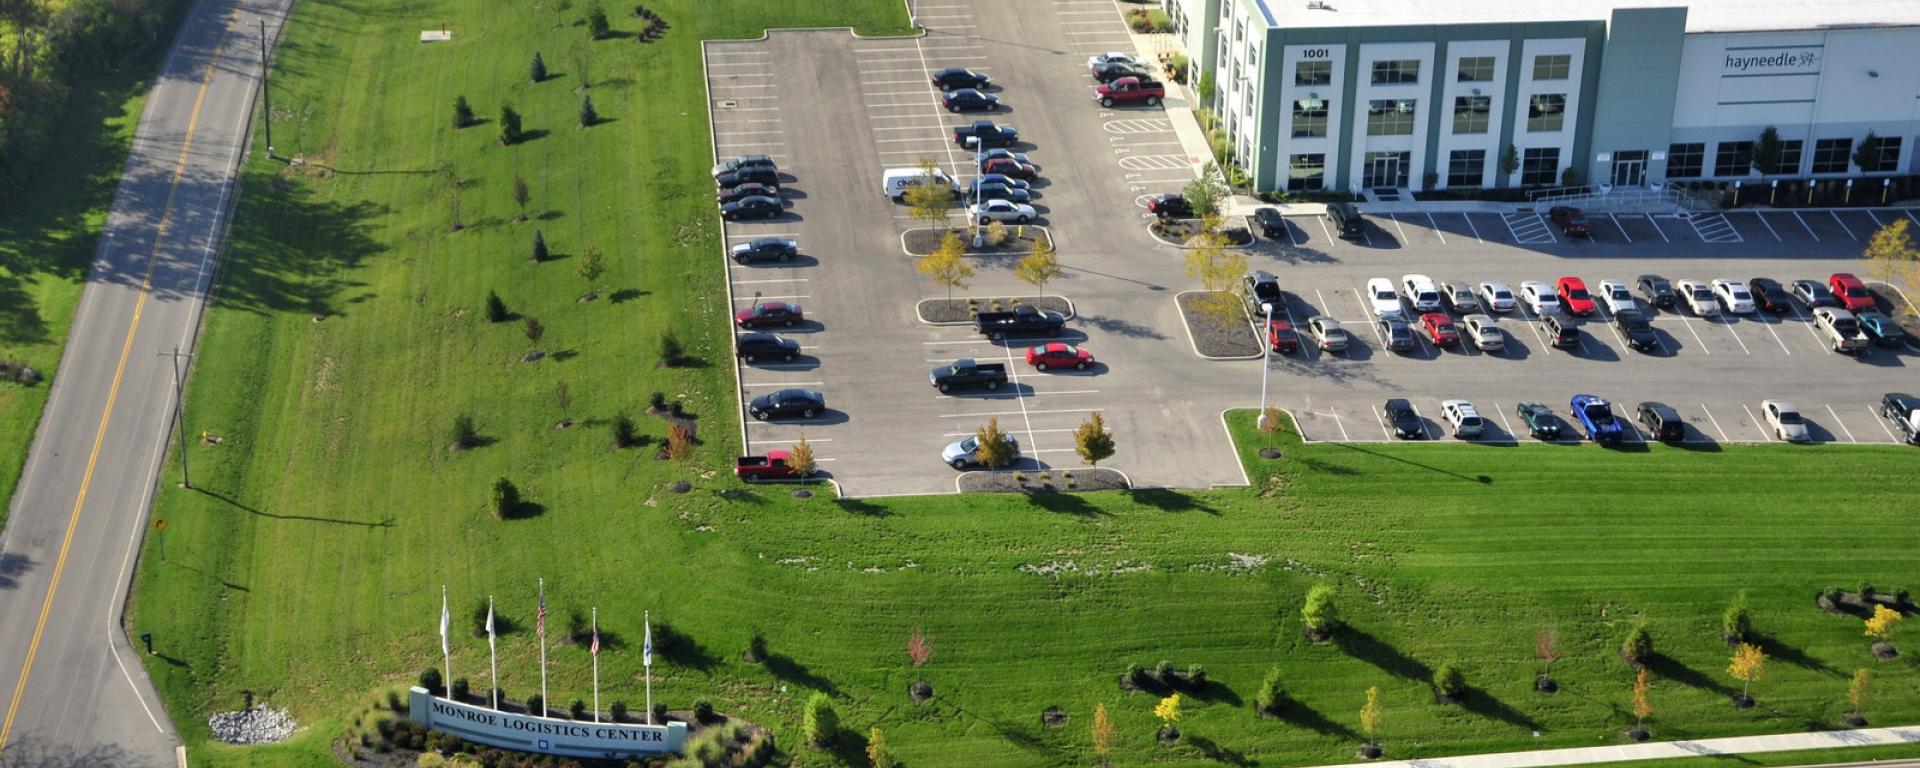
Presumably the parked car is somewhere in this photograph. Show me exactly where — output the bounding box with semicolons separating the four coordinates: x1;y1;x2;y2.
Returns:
729;236;798;264
1400;274;1442;312
1636;274;1678;310
1365;278;1404;320
953;120;1018;148
1880;392;1920;444
734;301;803;329
1383;398;1425;440
711;153;776;179
1086;52;1139;73
941;88;999;112
968;180;1031;204
1440;400;1485;440
976;173;1029;190
975;306;1066;339
735;332;799;363
1439;280;1480;314
1515;402;1562;440
1541;313;1580;348
1146;193;1192;219
1027;343;1094;371
748;388;824;420
715;166;780;188
1791;279;1839;309
1421;313;1460;347
717;182;779;204
1636;402;1686;443
1243;270;1283;317
979;157;1038;179
977;148;1031;166
1519;281;1560;315
1830;272;1874;312
1251;208;1286;239
1856;310;1906;347
1306;316;1348;352
930;359;1009;392
1761;399;1810;443
1710;278;1756;314
1091;61;1150;83
942;434;1020;469
1266;319;1300;353
1548;205;1592;237
1462;314;1503;351
1477;281;1517;313
735;450;811;482
1613;310;1658;352
1326;202;1364;239
969;199;1036;224
721;195;783;220
1596;280;1637;315
1092;76;1164;107
930;66;990;91
1677;280;1719;317
1748;277;1794;313
1569;394;1624;445
1377;318;1415;353
1812;307;1869;353
1556;276;1596;316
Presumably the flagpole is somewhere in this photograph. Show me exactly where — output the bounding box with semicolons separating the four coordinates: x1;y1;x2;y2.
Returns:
539;578;549;718
439;586;452;702
644;610;653;725
487;596;499;710
591;607;601;724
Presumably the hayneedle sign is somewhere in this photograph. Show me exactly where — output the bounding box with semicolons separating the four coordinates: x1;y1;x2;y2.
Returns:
1721;46;1821;75
410;687;688;758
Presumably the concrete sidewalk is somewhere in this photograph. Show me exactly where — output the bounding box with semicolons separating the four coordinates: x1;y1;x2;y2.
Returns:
1309;725;1920;768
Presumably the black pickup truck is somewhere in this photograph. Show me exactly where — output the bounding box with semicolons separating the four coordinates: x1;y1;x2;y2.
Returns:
952;120;1018;149
930;359;1009;392
974;307;1066;339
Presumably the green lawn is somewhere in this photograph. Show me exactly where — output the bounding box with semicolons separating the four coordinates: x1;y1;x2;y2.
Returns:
126;0;1920;766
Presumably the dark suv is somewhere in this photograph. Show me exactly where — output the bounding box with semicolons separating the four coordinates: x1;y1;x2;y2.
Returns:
1146;193;1192;219
1636;402;1685;443
1252;208;1286;239
1326;202;1363;239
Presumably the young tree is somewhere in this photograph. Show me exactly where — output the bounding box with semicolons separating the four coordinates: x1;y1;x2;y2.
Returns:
905;157;953;231
1074;411;1115;466
1091;703;1113;765
490;477;520;520
1536;625;1562;673
1863;218;1918;290
1723;591;1754;643
1184;227;1249;325
554;379;572;418
1301;583;1338;640
1183;163;1229;220
657;329;685;367
450;413;479;450
439;162;464;231
1852;131;1884;172
918;233;974;301
453;95;476;128
1013;239;1062;300
1848;668;1872;724
500;105;524;145
1728;642;1767;706
1621;624;1654;667
530;52;548;83
1255;666;1289;715
611;413;637;449
866;726;895;768
802;693;838;747
1154;694;1182;739
787;436;816;478
586;3;610;39
972;417;1017;469
906;627;933;667
511;176;531;222
579;94;599;127
531;229;549;262
485;290;510;323
575;246;605;296
665;425;694;460
1631;669;1653;735
1752;126;1783;175
1432;662;1467;702
1359;685;1383;749
1864;604;1902;641
1498;143;1520;186
522;315;545;345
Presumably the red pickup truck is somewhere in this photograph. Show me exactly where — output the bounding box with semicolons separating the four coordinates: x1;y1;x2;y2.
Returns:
1093;76;1164;107
735;449;809;481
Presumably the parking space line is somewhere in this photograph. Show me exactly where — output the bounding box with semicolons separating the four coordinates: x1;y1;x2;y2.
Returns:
714;129;784;137
1829;210;1858;241
1785;303;1834;353
1459;212;1483;243
1826;404;1859;443
1756;313;1792;354
1424;213;1446;244
1312;215;1333;243
1907;209;1920;228
1328;410;1351;442
1722;318;1751;354
1285;218;1305;246
1602;213;1630;243
1596;308;1627;347
1869;406;1900;441
1516;307;1549;353
1370;405;1393;440
1741;403;1772;440
1410;402;1436;440
1676;315;1710;354
1493;402;1516;437
1351;288;1385;344
1867;210;1887;229
1790;211;1820;241
871;125;944;131
1642;214;1668;243
937;407;1093;419
1386;214;1409;243
1750;211;1782;241
1700;404;1732;442
712;84;779;90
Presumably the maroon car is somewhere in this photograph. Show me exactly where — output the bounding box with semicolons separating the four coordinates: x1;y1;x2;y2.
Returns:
1549;206;1592;237
734;301;803;329
979;157;1038;180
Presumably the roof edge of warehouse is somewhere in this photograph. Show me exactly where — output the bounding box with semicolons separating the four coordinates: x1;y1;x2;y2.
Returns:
1245;0;1920;35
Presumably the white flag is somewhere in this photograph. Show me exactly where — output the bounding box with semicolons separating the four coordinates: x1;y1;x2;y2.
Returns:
486;600;496;651
643;614;653;667
439;592;450;656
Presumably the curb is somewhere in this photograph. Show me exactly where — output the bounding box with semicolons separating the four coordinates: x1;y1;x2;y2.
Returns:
706;25;924;44
1143;219;1255;250
898;225;1055;258
1174;291;1263;360
913;294;1077;326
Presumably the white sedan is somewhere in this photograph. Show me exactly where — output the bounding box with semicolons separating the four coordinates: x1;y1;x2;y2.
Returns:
1711;278;1757;314
1519;281;1561;315
1597;280;1638;315
969;199;1035;224
1677;280;1720;317
1087;52;1138;69
1762;399;1810;443
1477;281;1518;313
1365;278;1405;320
1462;314;1504;351
1400;274;1443;313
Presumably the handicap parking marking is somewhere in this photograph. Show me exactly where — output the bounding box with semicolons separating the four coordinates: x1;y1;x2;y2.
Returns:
1828;210;1859;241
1102;118;1174;134
1501;211;1556;244
1119;154;1189;170
1699;403;1733;443
1685;211;1743;243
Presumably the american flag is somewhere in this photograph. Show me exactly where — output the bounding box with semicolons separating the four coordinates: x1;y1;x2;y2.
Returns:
590;617;600;658
536;587;547;638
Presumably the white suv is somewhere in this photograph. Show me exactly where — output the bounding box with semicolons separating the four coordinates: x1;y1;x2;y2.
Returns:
1441;400;1486;440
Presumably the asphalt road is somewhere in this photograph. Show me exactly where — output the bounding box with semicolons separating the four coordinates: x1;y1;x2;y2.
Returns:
0;0;291;763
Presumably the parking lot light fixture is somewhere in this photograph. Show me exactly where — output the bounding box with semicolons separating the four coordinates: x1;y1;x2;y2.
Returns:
1732;180;1741;207
1884;178;1892;204
1770;179;1779;206
1257;313;1273;431
1846;178;1854;204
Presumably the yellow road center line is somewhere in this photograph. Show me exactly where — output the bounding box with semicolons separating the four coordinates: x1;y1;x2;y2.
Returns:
0;20;234;753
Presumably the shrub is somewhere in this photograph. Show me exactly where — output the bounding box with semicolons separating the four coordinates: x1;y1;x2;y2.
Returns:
1255;666;1289;714
693;700;714;723
525;694;545;715
651;701;668;724
1860;582;1878;601
490;477;520;520
984;220;1009;246
1433;662;1466;700
1187;664;1207;686
610;700;628;722
522;316;545;344
419;668;444;695
569;698;588;720
1824;585;1846;605
1723;592;1754;642
612;414;638;448
531;229;549;262
450;414;478;449
453;95;476;128
666;425;694;460
802;693;838;747
649;392;668;412
747;633;768;662
1622;624;1654;666
1124;662;1146;686
530;52;548;83
451;677;470;700
500;105;524;145
1302;584;1338;635
580;95;599;127
657;329;685;366
587;5;610;38
485;290;509;323
1156;660;1176;682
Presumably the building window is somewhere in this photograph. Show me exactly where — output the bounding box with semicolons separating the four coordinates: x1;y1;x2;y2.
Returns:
1532;54;1570;80
1714;141;1754;177
1452;96;1490;134
1447;150;1486;187
1366;99;1416;135
1667;143;1704;178
1295;60;1330;86
1812;138;1852;174
1776;140;1803;175
1521;147;1560;185
1860;136;1902;172
1526;94;1566;132
1244;91;1255;118
1288;153;1326;191
1456;56;1495;82
1370;59;1419;85
1291;99;1327;137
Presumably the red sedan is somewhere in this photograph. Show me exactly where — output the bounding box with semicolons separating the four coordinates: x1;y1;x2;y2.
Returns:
1027;342;1093;370
734;301;803;329
980;157;1038;180
1556;276;1596;316
1830;272;1874;312
1266;320;1299;353
1420;313;1460;347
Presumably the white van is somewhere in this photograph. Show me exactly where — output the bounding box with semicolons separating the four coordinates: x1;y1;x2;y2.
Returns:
883;167;952;200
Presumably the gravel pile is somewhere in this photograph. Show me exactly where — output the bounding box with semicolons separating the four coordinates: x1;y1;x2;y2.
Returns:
209;707;296;745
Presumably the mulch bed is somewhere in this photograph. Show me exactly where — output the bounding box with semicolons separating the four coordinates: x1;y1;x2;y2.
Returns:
1147;219;1253;247
903;226;1052;256
1870;286;1920;340
959;468;1128;493
1177;292;1261;358
1815;590;1915;617
919;295;1072;324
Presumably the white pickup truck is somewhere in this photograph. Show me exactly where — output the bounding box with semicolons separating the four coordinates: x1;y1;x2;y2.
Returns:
1813;307;1869;354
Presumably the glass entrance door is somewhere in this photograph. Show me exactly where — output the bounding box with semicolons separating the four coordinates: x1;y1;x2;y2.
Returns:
1612;150;1648;186
1363;152;1408;188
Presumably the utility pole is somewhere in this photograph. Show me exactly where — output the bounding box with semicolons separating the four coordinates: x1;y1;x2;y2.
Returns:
1256;304;1272;430
157;347;193;488
259;19;273;158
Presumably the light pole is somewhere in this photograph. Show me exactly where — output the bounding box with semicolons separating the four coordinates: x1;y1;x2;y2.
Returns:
259;19;274;158
1770;178;1778;206
157;347;193;488
1255;304;1272;430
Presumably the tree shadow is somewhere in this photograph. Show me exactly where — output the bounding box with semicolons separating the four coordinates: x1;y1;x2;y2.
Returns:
1647;652;1738;698
608;288;646;303
835;498;891;517
1273;700;1358;739
1753;633;1838;676
1188;735;1258;766
764;653;839;697
1029;491;1104;516
0;553;32;590
825;725;875;767
1332;629;1430;681
1128;488;1217;514
657;631;723;672
202;173;386;317
1187;679;1243;707
1459;686;1539;730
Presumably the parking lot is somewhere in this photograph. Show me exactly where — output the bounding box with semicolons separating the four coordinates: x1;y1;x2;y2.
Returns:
706;1;1920;496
